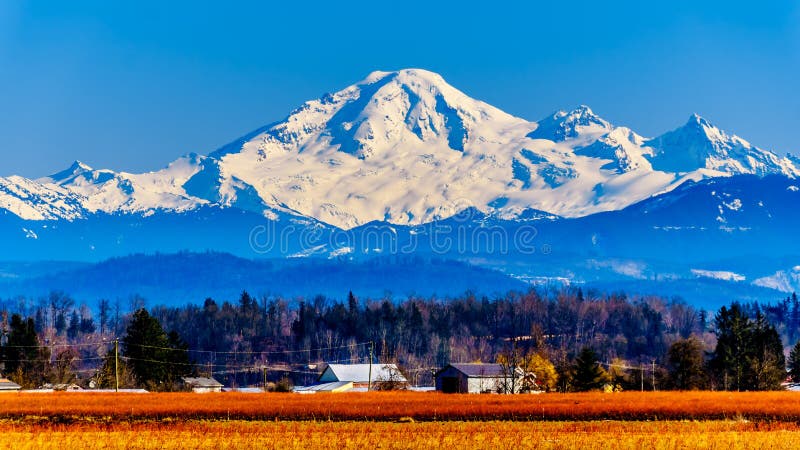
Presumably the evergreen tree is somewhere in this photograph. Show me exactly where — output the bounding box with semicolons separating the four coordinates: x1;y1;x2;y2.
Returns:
788;340;800;382
122;308;191;390
571;347;610;391
54;312;67;336
34;308;45;334
2;315;47;388
712;305;786;391
667;337;706;390
711;303;751;391
79;304;96;334
98;298;110;335
66;310;80;340
791;293;800;342
747;313;785;390
166;330;192;385
347;291;359;337
698;309;708;333
80;315;96;334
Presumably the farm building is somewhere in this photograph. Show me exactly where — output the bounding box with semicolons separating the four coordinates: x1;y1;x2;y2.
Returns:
434;363;525;394
0;378;21;392
318;363;408;389
182;376;224;393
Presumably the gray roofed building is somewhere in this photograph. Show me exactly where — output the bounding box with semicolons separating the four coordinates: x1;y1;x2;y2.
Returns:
435;363;525;394
182;376;224;393
446;363;507;377
0;378;21;392
318;364;408;389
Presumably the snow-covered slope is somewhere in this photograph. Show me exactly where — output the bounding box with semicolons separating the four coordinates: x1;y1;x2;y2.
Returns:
754;266;800;293
0;175;86;220
192;69;797;228
645;114;798;176
3;68;797;228
182;72;651;226
38;155;208;216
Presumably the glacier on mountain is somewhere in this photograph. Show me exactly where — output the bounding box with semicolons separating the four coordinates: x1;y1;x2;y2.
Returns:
3;68;798;229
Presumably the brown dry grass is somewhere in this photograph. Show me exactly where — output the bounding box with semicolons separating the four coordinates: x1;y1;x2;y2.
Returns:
0;391;799;422
3;420;800;449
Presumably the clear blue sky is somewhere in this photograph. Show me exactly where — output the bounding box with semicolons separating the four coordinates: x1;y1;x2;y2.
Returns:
1;0;798;177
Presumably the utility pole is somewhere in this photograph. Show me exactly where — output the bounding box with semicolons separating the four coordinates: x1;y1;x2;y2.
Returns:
114;338;119;393
368;341;374;392
640;363;644;392
210;351;215;379
651;359;656;392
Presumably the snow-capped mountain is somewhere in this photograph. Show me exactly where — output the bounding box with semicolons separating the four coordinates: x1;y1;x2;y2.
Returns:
3;68;798;229
0;175;85;220
754;266;800;293
644;114;798;176
183;69;796;228
38;155;207;217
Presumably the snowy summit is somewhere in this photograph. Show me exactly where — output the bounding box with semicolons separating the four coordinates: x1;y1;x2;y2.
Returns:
1;68;797;228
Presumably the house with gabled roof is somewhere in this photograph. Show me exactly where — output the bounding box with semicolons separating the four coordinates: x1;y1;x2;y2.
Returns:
434;363;525;393
0;378;21;392
182;376;224;393
318;363;408;389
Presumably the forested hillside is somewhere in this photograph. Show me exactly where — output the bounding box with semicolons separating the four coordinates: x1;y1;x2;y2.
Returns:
0;253;527;304
1;288;798;391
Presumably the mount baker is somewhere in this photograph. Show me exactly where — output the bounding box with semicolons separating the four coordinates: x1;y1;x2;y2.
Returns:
2;68;796;229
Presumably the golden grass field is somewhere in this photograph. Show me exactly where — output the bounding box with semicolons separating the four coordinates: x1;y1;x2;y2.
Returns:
3;392;800;449
1;391;800;421
4;420;800;449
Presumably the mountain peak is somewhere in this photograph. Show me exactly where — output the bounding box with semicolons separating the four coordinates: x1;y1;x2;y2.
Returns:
644;114;796;176
355;68;473;109
6;68;800;231
364;68;446;85
572;104;596;115
42;160;94;184
566;105;608;126
672;113;731;146
687;112;704;123
685;113;716;131
218;66;523;162
69;160;93;172
528;105;611;142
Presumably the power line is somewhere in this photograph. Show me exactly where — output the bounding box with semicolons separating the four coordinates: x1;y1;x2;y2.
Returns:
123;341;372;356
0;341;111;349
208;356;366;376
0;356;106;363
121;356;196;366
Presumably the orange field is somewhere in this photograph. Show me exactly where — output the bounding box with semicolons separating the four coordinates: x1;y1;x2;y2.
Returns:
3;420;800;449
3;392;800;449
1;391;800;422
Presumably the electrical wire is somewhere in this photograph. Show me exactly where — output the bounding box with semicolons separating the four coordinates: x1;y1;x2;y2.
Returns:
122;341;371;356
0;341;111;349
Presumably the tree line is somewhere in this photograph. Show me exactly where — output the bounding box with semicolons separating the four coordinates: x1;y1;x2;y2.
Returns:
1;288;800;391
